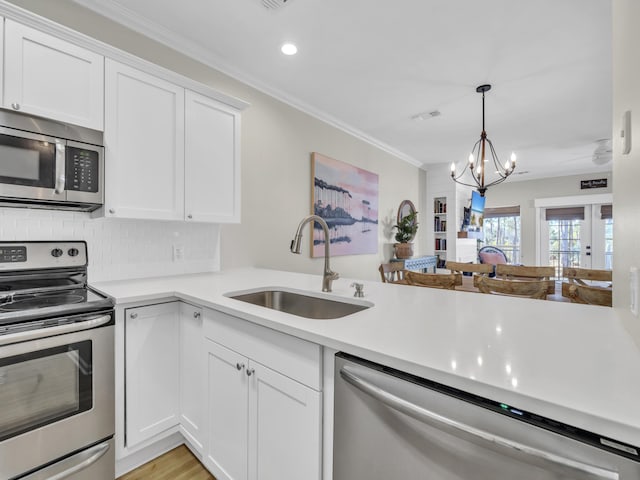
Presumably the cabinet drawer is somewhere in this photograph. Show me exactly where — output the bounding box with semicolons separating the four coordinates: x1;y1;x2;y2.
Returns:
203;308;322;390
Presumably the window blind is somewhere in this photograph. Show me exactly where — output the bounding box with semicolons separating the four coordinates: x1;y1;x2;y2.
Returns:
484;206;520;218
600;204;613;220
545;207;585;221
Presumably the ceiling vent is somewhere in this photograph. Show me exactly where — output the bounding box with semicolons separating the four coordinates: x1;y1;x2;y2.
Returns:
262;0;293;10
592;139;612;165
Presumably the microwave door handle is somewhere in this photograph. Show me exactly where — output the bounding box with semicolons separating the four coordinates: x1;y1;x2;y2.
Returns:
340;366;619;480
54;142;66;194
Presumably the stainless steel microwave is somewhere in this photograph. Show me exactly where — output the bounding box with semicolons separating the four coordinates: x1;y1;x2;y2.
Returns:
0;109;104;211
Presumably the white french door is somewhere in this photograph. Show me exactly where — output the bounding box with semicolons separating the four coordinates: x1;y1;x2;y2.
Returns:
539;204;612;277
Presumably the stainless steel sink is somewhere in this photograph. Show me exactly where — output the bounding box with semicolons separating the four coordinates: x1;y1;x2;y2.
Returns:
226;288;371;319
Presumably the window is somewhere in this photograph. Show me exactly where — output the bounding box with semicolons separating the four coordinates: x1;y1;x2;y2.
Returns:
483;206;521;264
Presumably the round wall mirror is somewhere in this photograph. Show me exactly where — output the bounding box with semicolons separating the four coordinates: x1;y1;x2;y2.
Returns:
397;200;418;242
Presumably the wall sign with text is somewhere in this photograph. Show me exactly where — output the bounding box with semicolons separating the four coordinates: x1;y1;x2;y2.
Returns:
580;178;608;189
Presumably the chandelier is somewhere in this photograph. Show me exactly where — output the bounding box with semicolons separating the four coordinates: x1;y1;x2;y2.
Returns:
450;84;516;197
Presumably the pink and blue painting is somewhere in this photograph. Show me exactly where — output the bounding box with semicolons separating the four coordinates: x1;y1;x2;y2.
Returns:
311;153;379;257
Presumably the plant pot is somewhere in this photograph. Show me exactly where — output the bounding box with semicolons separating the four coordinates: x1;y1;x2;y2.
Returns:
394;242;414;259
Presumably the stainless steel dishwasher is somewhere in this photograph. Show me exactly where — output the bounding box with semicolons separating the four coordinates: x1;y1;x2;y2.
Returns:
334;353;640;479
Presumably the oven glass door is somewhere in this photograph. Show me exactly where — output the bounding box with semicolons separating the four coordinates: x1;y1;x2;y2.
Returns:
0;132;57;189
0;340;92;442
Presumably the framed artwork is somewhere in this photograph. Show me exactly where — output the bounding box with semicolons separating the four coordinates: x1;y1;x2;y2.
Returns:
311;153;379;257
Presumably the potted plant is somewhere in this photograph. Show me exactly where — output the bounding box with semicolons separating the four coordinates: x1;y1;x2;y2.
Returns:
393;210;418;259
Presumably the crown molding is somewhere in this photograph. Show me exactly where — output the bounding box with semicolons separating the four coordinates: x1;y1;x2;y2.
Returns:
69;0;422;168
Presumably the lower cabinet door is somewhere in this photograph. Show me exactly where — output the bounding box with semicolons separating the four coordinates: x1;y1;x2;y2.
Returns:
248;361;322;480
125;302;180;447
179;304;204;452
205;340;249;480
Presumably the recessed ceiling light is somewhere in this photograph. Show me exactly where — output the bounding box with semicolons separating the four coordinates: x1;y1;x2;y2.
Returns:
281;43;298;55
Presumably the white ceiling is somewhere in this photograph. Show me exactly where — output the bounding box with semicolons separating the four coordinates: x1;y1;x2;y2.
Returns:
73;0;613;181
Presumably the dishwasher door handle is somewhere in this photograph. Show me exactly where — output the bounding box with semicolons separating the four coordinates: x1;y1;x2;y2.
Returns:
340;366;619;480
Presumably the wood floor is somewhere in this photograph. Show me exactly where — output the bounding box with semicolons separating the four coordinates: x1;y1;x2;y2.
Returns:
117;445;216;480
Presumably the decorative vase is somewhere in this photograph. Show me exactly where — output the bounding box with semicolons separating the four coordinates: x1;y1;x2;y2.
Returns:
394;242;414;259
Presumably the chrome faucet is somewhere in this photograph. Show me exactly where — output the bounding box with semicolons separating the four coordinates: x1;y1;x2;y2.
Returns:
290;215;339;292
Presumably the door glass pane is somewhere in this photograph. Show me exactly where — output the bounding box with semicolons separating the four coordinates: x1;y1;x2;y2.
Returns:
604;218;613;270
483;215;521;264
0;341;92;441
547;219;581;278
0;134;56;187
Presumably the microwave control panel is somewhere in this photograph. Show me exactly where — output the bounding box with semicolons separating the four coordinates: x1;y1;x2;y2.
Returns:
66;147;99;193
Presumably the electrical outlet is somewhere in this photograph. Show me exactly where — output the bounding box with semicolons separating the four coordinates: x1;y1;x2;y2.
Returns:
173;244;185;262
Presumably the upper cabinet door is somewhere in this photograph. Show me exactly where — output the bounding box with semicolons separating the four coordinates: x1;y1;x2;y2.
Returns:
104;59;185;221
185;90;241;223
4;19;104;130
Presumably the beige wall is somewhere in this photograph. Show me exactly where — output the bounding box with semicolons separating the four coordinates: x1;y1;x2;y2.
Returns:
484;172;612;264
8;0;421;282
613;0;640;343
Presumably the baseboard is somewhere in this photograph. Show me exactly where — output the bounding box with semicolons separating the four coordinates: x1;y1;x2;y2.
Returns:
115;432;184;478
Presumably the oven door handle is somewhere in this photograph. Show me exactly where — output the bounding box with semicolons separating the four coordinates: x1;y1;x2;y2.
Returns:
340;365;620;480
20;439;110;480
0;313;112;346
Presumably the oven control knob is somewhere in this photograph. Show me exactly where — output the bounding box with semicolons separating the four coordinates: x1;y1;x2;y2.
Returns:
51;248;63;258
68;248;79;257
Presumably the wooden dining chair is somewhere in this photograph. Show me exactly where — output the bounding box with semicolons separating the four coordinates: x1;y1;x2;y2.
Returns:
475;276;549;300
378;263;408;284
405;271;462;290
563;267;612;286
495;264;555;294
561;282;612;306
446;261;494;277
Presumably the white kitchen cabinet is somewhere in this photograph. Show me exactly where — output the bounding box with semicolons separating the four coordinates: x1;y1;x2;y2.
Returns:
104;60;242;223
206;340;249;480
3;19;104;130
204;309;322;480
125;302;180;447
248;361;321;480
104;59;185;221
185;90;241;223
179;303;205;453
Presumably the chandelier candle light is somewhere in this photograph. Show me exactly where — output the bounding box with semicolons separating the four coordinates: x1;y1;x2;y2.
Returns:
450;84;516;197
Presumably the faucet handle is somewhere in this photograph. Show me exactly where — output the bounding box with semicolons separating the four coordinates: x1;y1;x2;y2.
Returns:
351;282;365;297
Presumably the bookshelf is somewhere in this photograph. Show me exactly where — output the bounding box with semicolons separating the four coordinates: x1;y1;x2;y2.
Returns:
434;196;447;264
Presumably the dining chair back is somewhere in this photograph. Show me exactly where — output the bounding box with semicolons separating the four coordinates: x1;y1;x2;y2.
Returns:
379;263;408;284
446;261;494;276
495;264;555;294
563;267;612;286
561;282;612;307
475;276;549;300
405;271;462;290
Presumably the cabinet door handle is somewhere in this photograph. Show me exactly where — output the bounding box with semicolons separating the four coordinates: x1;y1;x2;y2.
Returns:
236;363;245;371
108;209;116;214
246;368;255;377
187;214;193;219
11;103;20;110
193;311;201;319
130;313;138;319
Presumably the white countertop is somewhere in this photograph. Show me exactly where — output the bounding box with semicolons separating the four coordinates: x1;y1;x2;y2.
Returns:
92;267;640;447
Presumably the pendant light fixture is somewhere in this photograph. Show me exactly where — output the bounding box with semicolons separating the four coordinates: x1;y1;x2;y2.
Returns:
450;84;516;197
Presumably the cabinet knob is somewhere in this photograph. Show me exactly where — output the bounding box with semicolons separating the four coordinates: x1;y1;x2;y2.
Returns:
246;368;255;377
187;214;193;219
236;363;245;371
11;103;20;110
193;311;201;319
130;313;138;319
109;208;116;214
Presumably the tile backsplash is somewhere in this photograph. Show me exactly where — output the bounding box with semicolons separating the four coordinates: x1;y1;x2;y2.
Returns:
0;208;220;282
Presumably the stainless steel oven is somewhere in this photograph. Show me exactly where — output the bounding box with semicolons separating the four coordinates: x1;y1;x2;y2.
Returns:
0;241;115;480
0;109;103;211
